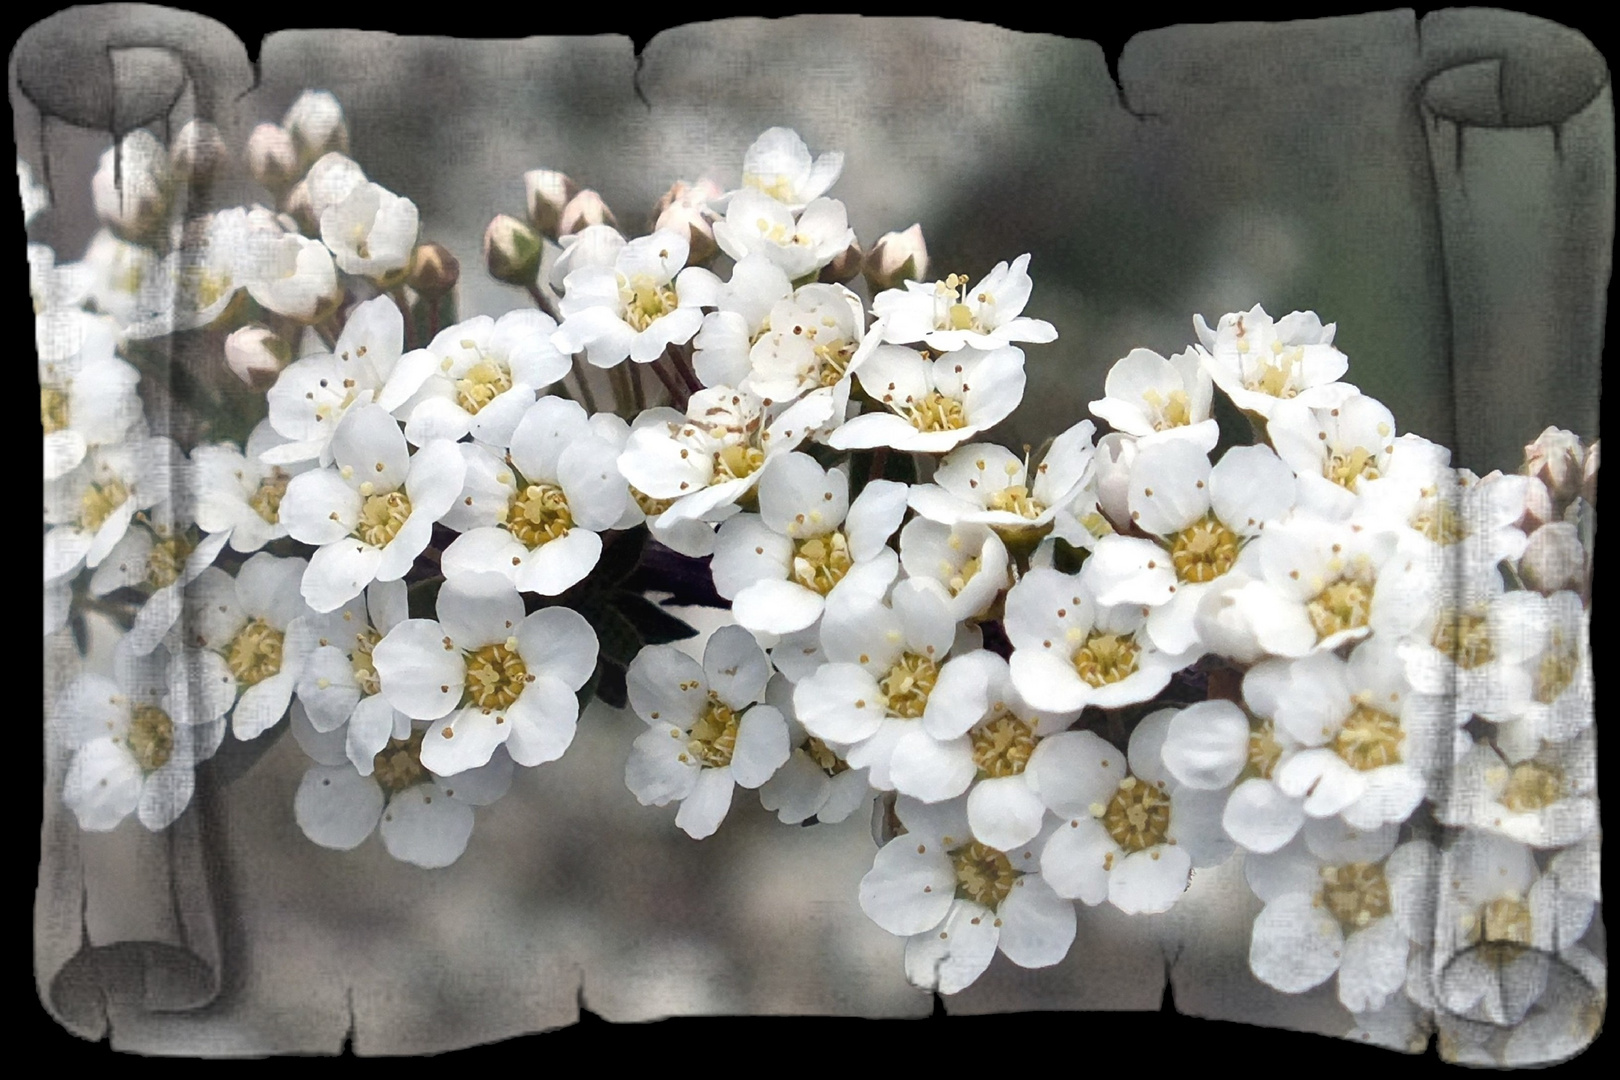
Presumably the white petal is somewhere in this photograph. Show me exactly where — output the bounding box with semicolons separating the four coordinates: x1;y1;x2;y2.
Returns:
1337;916;1410;1013
1250;892;1345;994
500;677;578;766
1161;699;1250;789
379;784;475;868
889;730;975;803
294;764;384;849
967;776;1048;851
859;839;956;935
1023;729;1125;816
995;874;1077;969
1109;844;1191;914
674;765;736;839
904;899;999;995
1223;778;1306;853
1039;817;1115;904
373;618;466;721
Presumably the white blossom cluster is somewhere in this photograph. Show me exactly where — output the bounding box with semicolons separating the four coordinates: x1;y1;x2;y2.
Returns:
28;95;1601;1059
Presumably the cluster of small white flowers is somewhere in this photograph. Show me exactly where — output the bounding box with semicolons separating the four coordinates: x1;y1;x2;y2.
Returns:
29;96;1601;1055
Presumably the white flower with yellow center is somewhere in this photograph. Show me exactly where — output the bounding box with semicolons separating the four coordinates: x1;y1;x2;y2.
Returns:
295;579;411;773
906;421;1098;543
189;419;312;554
240;209;341;323
44;433;174;583
624;625;791;839
1083;440;1297;656
279;404;466;613
547;224;626;292
291;712;510;870
320;181;419;284
1195;304;1356;420
709;452;907;635
872;255;1057;353
1470;589;1593;747
1245;822;1431;1014
1087;346;1219;451
90;128;171;241
690;254;793;388
897;517;1010;624
1357;435;1533;570
1268;393;1402;520
1250;514;1411;656
88;494;231;656
383;311;570;449
164;553;318;739
38;312;141;482
711;189;855;282
1038;713;1233;915
860;794;1074;994
1439;731;1596;849
719;127;844;213
958;657;1080;851
77;229;177;337
589;410;737;558
1003;566;1189;715
264;295;405;466
793;578;1004;796
617;385;813;527
756;673;871;826
372;572;598;775
54;641;227;831
172;208;253;331
740;281;882;421
438;396;627;596
1396;561;1534;728
551;229;721;369
829;344;1026;454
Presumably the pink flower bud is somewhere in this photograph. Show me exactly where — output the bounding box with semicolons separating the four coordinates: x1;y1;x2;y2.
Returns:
559;189;616;236
1523;426;1584;506
1517;477;1557;533
408;242;460;298
1519;522;1586;595
525;169;578;237
225;325;291;389
247;123;298;195
282;90;349;168
1582;439;1599;509
170;120;227;185
862;224;929;292
484;214;543;285
653;179;720;264
819;238;864;284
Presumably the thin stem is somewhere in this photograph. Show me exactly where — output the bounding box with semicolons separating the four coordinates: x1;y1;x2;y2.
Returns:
607;362;635;419
570;354;600;414
869;446;890;483
629;360;648;412
425;300;441;344
525;282;560;321
650;355;688;410
669;343;703;393
390;286;415;351
311;319;337;350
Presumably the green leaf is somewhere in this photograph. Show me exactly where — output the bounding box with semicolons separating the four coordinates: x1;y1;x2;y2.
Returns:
595;660;628;709
1209;386;1254;461
591;603;643;667
1052;538;1090;575
407;576;444;620
614;591;698;645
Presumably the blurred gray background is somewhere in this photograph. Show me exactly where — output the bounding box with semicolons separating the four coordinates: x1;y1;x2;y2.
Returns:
19;8;1610;1055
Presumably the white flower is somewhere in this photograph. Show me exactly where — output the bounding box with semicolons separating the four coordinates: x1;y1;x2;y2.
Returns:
860;794;1074;994
39;313;141;481
624;625;790;839
711;189;855;281
1194;305;1356;419
169;207;255;330
551;229;721;368
321;181;419;282
1439;731;1596;849
689;254;793;388
189;419;311;554
381;310;570;448
263;295;407;465
727;127;844;212
547;224;625;292
590;409;736;558
77;229;176;334
299;152;368;225
958;657;1080;851
1037;713;1233;915
708;453;907;634
165;553;318;739
1484;589;1593;745
281;405;464;612
1245;823;1430;1014
737;281;882;440
1268;393;1401;519
90;129;171;240
897;517;1010;623
828;344;1026;454
1247;514;1410;656
19;157;48;226
1082;440;1296;655
756;673;871;825
372;573;597;774
872;256;1057;353
294;579;411;775
906;421;1097;536
241;208;341;323
1357;435;1532;569
1003;566;1188;714
1087;346;1218;450
793;578;1003;796
54;642;226;831
439;397;627;596
292;711;510;870
1397;563;1534;727
44;433;174;583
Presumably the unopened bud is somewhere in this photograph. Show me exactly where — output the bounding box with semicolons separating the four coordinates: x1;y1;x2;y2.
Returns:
304;152;367;223
654;180;721;265
225;325;292;389
282;90;350;168
408;242;460;298
170;120;227;185
525;169;578;237
863;223;929;292
283;180;318;236
1523;427;1584;507
91;129;171;243
1094;432;1139;533
1519;522;1586;594
559;189;616;236
1518;477;1557;533
484;214;543;285
1582;440;1599;510
819;238;863;284
247;123;299;196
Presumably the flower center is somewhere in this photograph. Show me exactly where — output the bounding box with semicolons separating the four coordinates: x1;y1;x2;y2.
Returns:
745;173;795;203
880;652;940;719
621;274;679;333
1073;630;1141;688
1411;491;1467;545
1431;610;1494;669
454;357;513;415
1316;861;1390;933
683;694;740;769
804;736;849;777
373;728;429;794
1500;761;1564;813
1334;703;1404;771
145;529;195;590
631;486;675;517
226;618;285;686
943;554;983;597
970;712;1037;778
1462;895;1534;965
813;339;856;387
933;273;991;335
1248;720;1283;780
905;391;967;433
42;386;70;434
988;484;1045;520
1306;575;1374;642
714;443;765;483
1140;387;1191;431
951;841;1017;908
1170;513;1240;583
1100;775;1171;853
1534;635;1578;704
506;482;574;548
250;469;291;524
1244;337;1305;399
354;490;412;548
464;639;528;712
1326;445;1382;491
792;530;852;595
79;478;130;532
351;627;382;696
126;704;175;772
